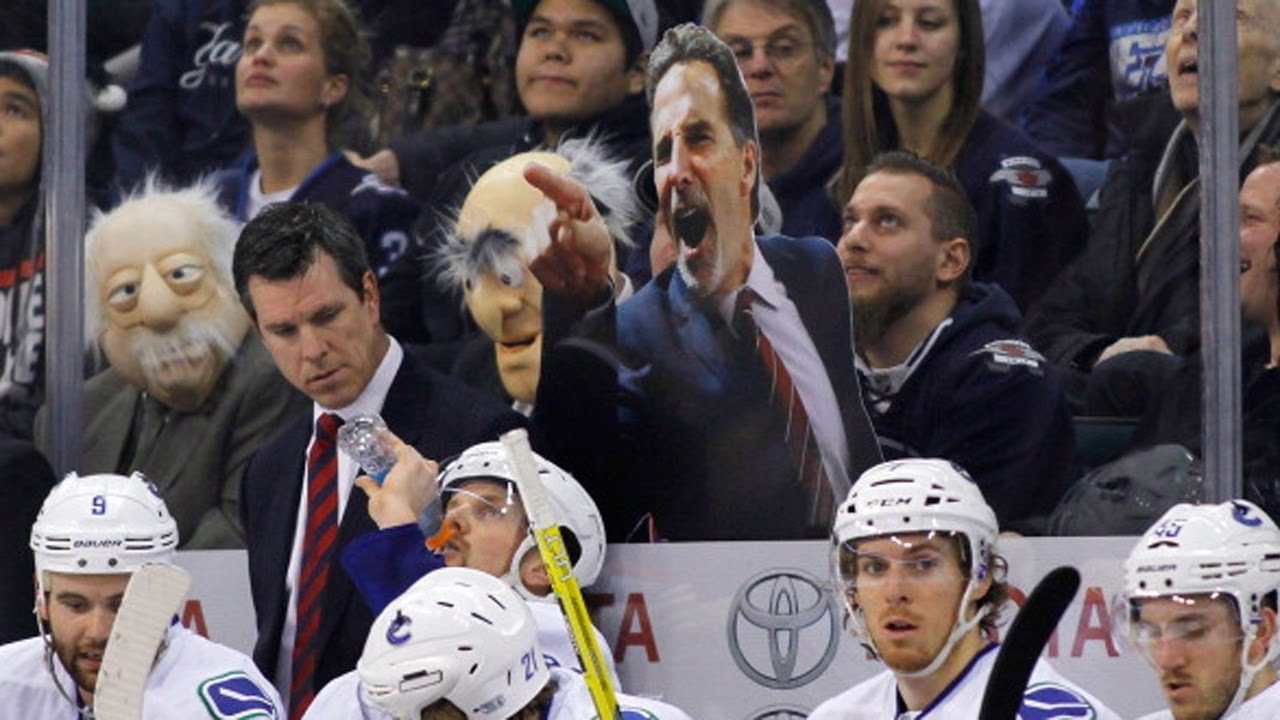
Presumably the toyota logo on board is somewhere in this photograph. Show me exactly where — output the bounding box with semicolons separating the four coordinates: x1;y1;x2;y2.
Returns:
726;568;839;689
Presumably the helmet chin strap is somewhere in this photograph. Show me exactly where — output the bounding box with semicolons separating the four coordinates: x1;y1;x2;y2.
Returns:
898;578;985;679
36;610;96;719
1228;619;1277;716
845;576;985;680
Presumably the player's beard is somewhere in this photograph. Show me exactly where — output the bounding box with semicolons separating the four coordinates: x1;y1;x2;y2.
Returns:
1162;668;1240;720
874;628;949;675
55;635;106;696
852;283;929;345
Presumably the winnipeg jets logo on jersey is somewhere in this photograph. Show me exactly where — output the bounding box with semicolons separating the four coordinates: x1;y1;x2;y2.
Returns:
989;157;1052;200
974;339;1046;375
198;671;279;719
1018;683;1098;720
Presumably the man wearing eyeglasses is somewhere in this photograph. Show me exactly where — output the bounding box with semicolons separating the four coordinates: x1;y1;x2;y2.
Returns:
704;0;842;242
1118;500;1280;720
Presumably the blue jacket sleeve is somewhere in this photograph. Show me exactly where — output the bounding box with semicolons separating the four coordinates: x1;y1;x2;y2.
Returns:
340;523;445;614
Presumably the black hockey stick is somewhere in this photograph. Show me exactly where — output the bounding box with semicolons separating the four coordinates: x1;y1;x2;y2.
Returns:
978;565;1082;720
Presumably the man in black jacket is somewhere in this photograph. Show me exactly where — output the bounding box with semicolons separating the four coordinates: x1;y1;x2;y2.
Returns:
1025;0;1280;409
842;151;1078;533
364;0;658;343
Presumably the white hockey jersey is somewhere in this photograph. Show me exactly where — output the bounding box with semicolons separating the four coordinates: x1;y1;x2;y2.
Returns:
1135;677;1280;720
305;602;620;719
809;643;1121;720
545;668;692;720
0;623;281;719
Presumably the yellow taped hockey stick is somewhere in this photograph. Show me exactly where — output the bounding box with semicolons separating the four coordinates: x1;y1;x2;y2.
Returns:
500;429;618;720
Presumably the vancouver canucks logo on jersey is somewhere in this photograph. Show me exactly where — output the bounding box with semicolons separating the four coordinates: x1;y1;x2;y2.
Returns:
198;671;279;719
1018;682;1096;719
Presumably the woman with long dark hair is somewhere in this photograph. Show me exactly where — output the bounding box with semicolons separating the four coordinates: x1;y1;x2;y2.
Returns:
840;0;1087;312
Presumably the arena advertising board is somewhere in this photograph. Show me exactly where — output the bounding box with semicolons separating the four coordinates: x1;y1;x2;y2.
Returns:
176;537;1165;718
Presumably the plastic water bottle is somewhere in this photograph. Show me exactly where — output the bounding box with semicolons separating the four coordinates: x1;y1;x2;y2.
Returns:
338;413;397;483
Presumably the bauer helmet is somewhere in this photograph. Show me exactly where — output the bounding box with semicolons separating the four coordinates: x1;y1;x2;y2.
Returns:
1117;500;1280;710
30;471;178;592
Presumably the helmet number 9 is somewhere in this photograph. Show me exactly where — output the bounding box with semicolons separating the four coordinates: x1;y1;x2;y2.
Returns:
91;495;107;516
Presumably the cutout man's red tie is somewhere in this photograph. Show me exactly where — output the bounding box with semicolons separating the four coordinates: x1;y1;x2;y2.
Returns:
290;412;342;719
734;289;834;530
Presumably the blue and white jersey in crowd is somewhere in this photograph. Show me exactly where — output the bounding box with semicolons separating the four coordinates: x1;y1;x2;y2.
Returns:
0;623;280;718
305;602;621;719
213;152;421;279
809;643;1120;720
1136;679;1280;720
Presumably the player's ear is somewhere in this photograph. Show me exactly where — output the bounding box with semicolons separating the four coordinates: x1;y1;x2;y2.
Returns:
1250;605;1278;665
518;547;551;597
936;237;970;285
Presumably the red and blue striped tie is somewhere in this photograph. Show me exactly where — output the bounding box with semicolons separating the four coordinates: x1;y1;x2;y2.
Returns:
734;289;834;531
290;412;342;719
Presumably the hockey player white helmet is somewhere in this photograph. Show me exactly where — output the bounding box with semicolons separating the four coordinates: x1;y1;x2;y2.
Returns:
30;471;178;592
358;567;549;720
832;459;1000;678
438;442;605;593
1118;500;1280;709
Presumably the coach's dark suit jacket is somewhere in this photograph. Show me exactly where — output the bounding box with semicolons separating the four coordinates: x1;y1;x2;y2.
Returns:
537;235;882;541
240;349;523;689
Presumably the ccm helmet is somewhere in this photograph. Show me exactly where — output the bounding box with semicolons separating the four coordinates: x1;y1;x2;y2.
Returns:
438;442;605;593
832;459;1000;677
358;567;549;719
30;472;178;591
1118;500;1280;709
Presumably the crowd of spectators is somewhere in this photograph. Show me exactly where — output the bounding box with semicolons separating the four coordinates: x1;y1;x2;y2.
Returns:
0;0;1276;709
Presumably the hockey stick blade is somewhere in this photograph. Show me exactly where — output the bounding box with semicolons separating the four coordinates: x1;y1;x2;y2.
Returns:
978;565;1081;720
94;563;192;720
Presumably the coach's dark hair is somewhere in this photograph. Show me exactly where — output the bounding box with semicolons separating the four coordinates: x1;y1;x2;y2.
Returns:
645;23;760;216
232;202;370;320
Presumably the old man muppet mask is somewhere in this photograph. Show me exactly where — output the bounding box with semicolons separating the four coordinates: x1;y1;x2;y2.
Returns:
87;181;251;412
439;138;638;406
